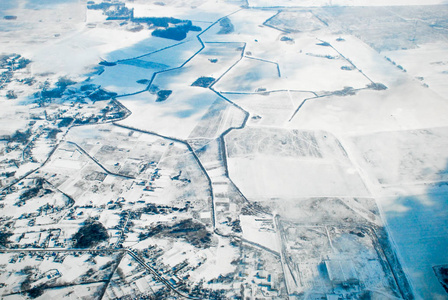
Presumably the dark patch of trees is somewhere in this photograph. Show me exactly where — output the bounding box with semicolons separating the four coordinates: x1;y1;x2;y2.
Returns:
333;86;356;96
57;117;74;128
138;218;211;248
280;36;293;42
99;61;116;67
316;41;330;46
156;90;172;102
441;268;448;288
191;77;215;88
80;84;97;92
106;5;133;20
0;231;13;247
17;57;31;69
28;286;46;299
136;79;150;85
87;2;133;20
74;116;99;125
434;266;448;293
6;90;17;99
0;54;30;71
88;89;117;101
217;17;234;34
37;77;75;100
367;82;388;90
10;129;31;144
56;77;76;89
19;178;51;202
1;171;15;178
138;18;201;41
231;219;241;233
87;2;114;10
19;77;35;86
40;88;64;99
72;219;109;248
141;203;187;215
46;128;62;139
152;22;201;41
350;230;365;238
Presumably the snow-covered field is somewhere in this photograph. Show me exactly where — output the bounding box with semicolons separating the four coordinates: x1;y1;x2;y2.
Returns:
384;41;448;98
248;0;448;7
1;0;448;299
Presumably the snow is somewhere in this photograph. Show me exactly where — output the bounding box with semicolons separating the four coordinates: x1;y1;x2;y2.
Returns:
229;155;369;199
240;215;279;253
380;187;448;299
383;41;448;99
248;0;448;7
188;236;238;283
90;62;163;96
0;101;30;135
117;88;218;140
1;0;448;298
226;127;369;199
52;158;84;170
288;84;448;135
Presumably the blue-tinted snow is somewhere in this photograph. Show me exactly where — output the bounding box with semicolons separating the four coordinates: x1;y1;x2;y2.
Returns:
25;0;78;10
385;180;448;298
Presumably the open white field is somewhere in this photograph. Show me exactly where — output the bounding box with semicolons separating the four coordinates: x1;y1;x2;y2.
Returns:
226;127;369;200
384;41;448;99
240;215;279;253
248;0;448;7
0;100;29;136
117;88;220;139
214;56;280;92
288;83;448;135
350;127;448;189
188;98;246;139
223;91;311;127
318;5;448;53
228;156;369;199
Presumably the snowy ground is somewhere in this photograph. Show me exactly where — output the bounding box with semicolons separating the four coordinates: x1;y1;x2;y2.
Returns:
1;0;448;299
